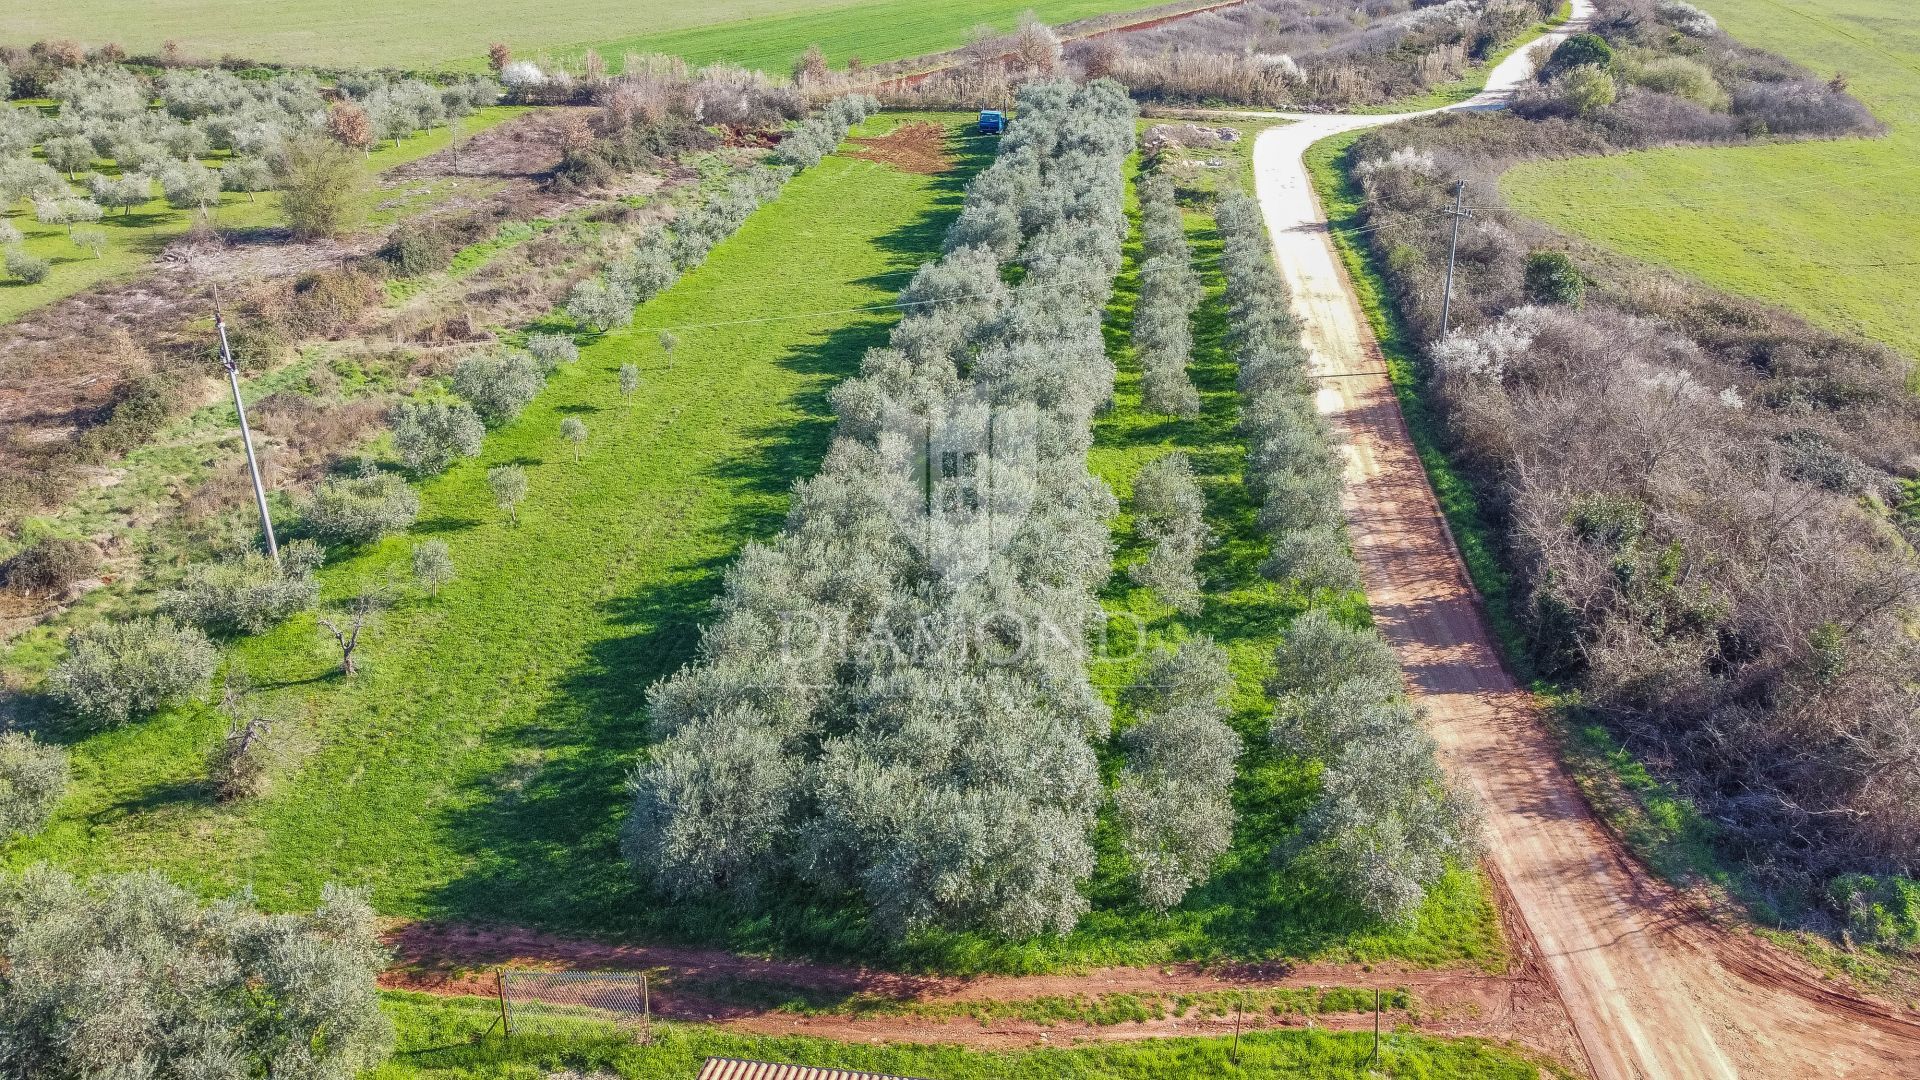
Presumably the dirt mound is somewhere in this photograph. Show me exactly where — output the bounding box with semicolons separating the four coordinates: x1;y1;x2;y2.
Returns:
847;123;953;175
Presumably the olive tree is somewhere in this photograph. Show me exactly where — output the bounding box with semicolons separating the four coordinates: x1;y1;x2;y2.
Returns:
411;540;455;595
559;417;588;463
88;172;151;215
524;332;579;370
389;399;485;475
47;617;219;729
451;349;544;424
159;159;221;211
487;465;529;524
0;866;393;1080
41;134;95;178
162;540;324;635
1115;638;1239;910
1128;452;1210;614
302;471;419;546
0;734;69;841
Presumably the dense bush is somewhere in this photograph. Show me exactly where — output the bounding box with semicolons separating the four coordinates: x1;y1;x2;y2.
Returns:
1131;174;1201;416
47;616;218;728
525;332;579;369
1523;250;1583;305
627;79;1137;940
1343;0;1914;889
163;540;323;635
0;867;393;1079
389;398;485;474
451;349;544;424
0;536;99;597
0;733;68;841
207;717;274;802
301;470;419;546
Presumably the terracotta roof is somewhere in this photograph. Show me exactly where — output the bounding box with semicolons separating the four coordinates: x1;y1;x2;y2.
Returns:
694;1058;927;1080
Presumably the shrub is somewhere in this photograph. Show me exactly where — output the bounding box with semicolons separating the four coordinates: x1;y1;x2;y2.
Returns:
379;225;456;275
4;247;49;285
389;398;485;475
0;867;393;1078
0;734;69;840
274;134;364;238
0;536;99;597
302;470;419;546
411;540;454;594
1624;55;1727;111
163;541;324;635
607;235;678;305
1524;250;1584;306
48;616;219;728
1544;33;1613;77
1559;66;1618;118
450;349;544;424
524;332;579;370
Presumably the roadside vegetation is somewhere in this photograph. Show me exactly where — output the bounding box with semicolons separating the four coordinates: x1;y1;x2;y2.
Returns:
373;991;1556;1080
1317;0;1920;961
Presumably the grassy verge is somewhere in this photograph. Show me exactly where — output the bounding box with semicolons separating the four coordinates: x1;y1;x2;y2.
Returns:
371;991;1562;1079
0;107;529;325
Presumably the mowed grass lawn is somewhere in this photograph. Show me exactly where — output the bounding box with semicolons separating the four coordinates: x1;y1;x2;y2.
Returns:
371;992;1551;1079
5;117;981;933
1502;0;1920;357
0;106;527;325
0;0;1157;74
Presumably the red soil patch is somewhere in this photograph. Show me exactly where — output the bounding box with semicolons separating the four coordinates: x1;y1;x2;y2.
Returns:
846;122;954;175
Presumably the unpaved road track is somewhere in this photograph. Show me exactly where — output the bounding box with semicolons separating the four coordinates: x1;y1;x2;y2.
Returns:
1251;3;1920;1076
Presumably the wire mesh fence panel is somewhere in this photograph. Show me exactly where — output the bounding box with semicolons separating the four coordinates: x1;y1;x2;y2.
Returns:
498;969;651;1042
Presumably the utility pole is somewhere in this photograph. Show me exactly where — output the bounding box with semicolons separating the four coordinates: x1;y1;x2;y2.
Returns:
213;288;280;567
1439;179;1471;340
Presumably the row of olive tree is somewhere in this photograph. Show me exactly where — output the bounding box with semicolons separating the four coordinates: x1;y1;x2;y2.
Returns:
772;93;880;170
1215;190;1358;594
1128;452;1210;615
626;79;1139;940
1131;174;1202;416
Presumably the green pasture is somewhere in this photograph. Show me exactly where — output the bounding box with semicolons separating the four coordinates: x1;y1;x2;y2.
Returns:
1502;0;1920;357
0;0;1156;75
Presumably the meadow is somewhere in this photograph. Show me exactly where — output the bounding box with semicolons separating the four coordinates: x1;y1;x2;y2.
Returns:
1502;0;1920;358
0;106;527;324
0;0;1156;75
373;992;1556;1079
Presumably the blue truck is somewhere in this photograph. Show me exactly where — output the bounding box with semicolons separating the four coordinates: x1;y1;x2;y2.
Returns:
978;109;1006;134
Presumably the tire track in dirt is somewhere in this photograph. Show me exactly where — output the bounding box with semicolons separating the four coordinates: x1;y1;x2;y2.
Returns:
380;922;1582;1062
1246;2;1920;1075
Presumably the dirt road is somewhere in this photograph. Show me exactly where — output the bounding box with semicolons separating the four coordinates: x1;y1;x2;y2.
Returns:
1250;2;1920;1076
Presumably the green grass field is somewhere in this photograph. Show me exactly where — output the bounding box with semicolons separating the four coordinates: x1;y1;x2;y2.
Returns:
0;107;526;325
0;0;1154;74
373;992;1558;1079
1502;0;1920;358
3;116;981;933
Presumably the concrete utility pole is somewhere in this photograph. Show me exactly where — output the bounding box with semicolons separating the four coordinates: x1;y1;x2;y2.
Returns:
213;290;280;567
1439;179;1472;340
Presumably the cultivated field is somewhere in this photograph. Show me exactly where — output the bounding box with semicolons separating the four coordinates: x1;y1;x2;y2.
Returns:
1504;0;1920;357
0;0;1159;73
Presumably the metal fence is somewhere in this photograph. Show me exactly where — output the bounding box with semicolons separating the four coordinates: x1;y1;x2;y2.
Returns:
492;968;651;1042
